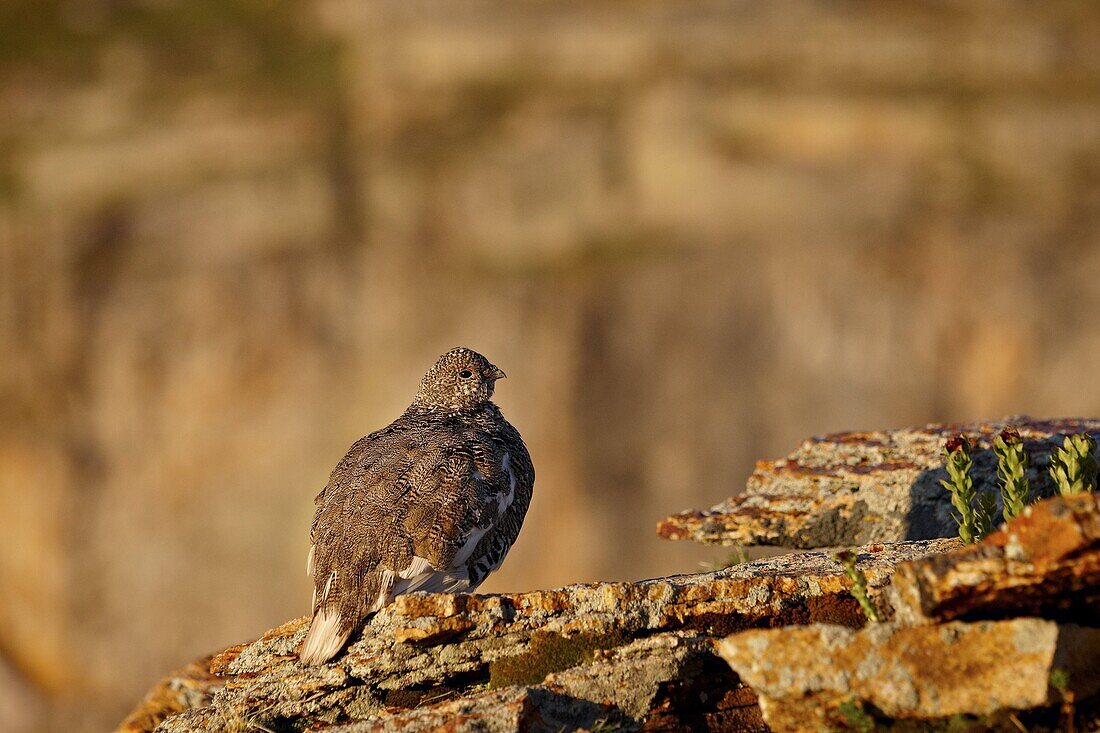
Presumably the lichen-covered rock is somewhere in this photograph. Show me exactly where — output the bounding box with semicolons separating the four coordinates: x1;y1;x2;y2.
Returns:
658;416;1100;548
328;635;768;732
890;492;1100;626
223;538;950;688
718;619;1100;733
127;539;952;732
322;686;621;733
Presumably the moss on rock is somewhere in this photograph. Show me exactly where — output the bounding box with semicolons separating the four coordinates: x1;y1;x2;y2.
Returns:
488;630;629;688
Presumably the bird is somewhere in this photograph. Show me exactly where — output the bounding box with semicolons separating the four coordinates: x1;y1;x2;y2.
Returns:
299;347;535;665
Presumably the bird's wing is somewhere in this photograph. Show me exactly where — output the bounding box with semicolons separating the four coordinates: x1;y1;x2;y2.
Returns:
300;420;503;663
306;432;372;578
463;422;535;589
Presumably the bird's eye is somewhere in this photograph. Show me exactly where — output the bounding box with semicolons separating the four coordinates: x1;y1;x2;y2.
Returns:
459;369;473;379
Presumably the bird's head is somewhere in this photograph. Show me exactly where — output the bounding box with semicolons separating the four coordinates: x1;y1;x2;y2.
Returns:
413;347;507;411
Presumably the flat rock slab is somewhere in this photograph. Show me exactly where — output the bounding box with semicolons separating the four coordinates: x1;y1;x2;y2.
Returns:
139;539;953;732
890;493;1100;626
718;619;1100;733
658;416;1100;548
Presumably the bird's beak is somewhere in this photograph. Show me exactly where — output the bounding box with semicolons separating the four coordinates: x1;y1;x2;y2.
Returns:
488;366;506;381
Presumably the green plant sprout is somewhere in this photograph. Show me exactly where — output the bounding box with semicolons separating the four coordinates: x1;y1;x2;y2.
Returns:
1049;668;1076;733
699;546;749;572
1048;433;1097;496
993;427;1031;522
833;550;880;623
940;435;994;544
837;698;875;732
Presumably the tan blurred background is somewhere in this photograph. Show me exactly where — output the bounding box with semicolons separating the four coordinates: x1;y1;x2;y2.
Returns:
2;1;1100;730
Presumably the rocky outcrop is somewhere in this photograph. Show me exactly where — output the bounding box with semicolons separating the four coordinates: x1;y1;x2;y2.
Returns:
121;539;952;732
120;423;1099;733
658;417;1100;548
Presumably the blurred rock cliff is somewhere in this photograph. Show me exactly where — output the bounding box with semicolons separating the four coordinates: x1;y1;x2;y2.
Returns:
1;1;1099;730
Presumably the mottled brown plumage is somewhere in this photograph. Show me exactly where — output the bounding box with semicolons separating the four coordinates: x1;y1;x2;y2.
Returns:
300;347;534;664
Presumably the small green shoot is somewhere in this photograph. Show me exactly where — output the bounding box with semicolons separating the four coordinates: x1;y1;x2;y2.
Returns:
993;427;1031;522
1049;433;1097;496
837;698;875;733
699;545;749;572
1049;668;1076;733
727;545;749;566
940;435;995;543
1049;667;1070;694
833;550;880;623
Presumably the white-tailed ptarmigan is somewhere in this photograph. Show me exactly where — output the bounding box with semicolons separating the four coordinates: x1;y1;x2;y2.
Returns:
299;347;534;664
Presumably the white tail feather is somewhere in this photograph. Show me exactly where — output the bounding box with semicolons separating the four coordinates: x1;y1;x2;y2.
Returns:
320;572;336;604
299;607;351;665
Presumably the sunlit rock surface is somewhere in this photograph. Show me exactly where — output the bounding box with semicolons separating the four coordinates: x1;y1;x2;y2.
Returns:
659;416;1100;548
